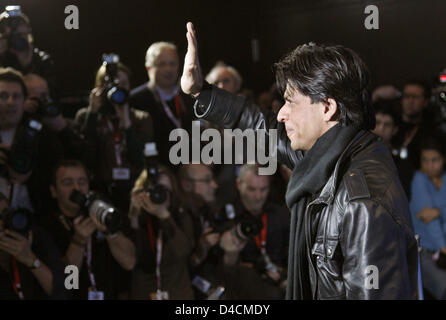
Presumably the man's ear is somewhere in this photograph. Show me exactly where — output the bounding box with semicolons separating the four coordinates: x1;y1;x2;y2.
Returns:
323;98;338;122
392;126;399;136
236;178;241;191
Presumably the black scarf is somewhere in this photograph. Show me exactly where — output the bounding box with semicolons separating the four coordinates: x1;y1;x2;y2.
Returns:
285;123;360;299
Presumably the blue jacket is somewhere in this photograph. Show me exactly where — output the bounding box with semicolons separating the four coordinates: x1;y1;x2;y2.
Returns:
410;171;446;251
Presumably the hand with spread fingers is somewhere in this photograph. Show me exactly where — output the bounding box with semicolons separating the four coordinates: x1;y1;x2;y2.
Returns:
0;229;36;267
134;189;170;220
181;22;203;97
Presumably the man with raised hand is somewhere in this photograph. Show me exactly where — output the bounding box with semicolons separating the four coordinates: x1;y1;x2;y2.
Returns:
181;22;418;300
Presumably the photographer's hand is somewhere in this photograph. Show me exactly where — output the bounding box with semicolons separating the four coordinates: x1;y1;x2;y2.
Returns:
88;88;103;113
202;227;220;248
113;102;131;129
181;22;203;97
138;191;170;220
0;229;54;296
416;207;440;224
72;216;97;244
0;229;35;266
9;44;33;69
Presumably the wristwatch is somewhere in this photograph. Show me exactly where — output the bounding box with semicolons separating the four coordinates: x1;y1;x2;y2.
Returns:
28;258;41;270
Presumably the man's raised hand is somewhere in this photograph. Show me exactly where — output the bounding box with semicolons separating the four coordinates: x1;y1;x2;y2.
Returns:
181;22;203;97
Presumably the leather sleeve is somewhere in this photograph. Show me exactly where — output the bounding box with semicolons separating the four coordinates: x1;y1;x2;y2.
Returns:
194;84;302;169
340;198;418;299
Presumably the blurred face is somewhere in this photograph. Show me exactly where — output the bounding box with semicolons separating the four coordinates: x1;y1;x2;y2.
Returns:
213;68;239;94
402;85;427;121
25;74;49;101
421;149;444;180
373;113;397;145
50;166;89;217
0;23;32;54
149;48;179;90
0;80;25;130
277;84;326;151
187;165;218;203
117;70;130;91
237;171;270;216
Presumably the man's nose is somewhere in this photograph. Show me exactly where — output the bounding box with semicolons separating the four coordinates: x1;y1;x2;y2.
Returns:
6;95;15;105
277;103;287;123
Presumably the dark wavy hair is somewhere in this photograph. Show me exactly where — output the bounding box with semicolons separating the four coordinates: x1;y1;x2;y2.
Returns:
274;42;375;130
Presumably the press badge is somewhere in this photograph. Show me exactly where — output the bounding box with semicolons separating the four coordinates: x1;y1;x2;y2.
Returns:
150;290;169;300
88;290;104;300
112;168;130;180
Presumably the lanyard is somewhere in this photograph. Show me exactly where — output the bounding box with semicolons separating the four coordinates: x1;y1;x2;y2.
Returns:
160;95;182;128
11;258;24;300
146;217;163;292
254;213;268;254
85;237;97;290
106;116;123;167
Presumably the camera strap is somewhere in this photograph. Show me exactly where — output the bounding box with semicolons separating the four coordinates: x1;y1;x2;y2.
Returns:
160;95;182;128
254;212;268;254
11;258;24;300
146;217;164;293
85;237;97;291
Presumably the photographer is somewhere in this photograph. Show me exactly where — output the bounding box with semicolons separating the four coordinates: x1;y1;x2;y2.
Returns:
235;164;289;296
0;6;57;96
130;42;194;168
179;164;281;299
0;67;85;217
0;192;67;299
410;137;446;300
129;165;195;300
75;56;153;212
39;159;136;300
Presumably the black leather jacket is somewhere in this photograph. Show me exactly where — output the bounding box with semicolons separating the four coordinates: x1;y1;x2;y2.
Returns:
194;85;419;299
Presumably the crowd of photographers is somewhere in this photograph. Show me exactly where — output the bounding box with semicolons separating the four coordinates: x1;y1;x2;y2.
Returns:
1;5;446;300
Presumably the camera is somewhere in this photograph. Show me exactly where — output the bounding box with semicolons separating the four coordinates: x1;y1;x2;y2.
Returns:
143;142;168;204
102;53;128;106
29;96;61;118
231;216;263;242
69;190;122;234
0;118;42;178
212;212;263;242
0;207;32;235
3;6;29;52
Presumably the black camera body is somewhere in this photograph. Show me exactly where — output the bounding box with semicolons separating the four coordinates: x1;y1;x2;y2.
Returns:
212;206;263;242
102;53;129;106
69;190;122;234
0;207;32;235
3;6;30;52
143;142;168;204
0;118;42;179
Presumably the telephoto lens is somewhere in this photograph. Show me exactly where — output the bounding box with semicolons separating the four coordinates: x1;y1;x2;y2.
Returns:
69;190;123;234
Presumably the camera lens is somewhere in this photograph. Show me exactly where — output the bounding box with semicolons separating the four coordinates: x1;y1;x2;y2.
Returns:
107;87;128;105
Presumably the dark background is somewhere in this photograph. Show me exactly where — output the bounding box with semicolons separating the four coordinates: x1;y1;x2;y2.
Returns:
7;0;446;99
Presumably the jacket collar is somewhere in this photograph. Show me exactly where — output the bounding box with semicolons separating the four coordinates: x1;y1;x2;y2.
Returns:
314;130;378;205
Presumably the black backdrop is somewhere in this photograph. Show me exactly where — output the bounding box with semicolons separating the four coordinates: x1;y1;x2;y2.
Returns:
6;0;446;98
